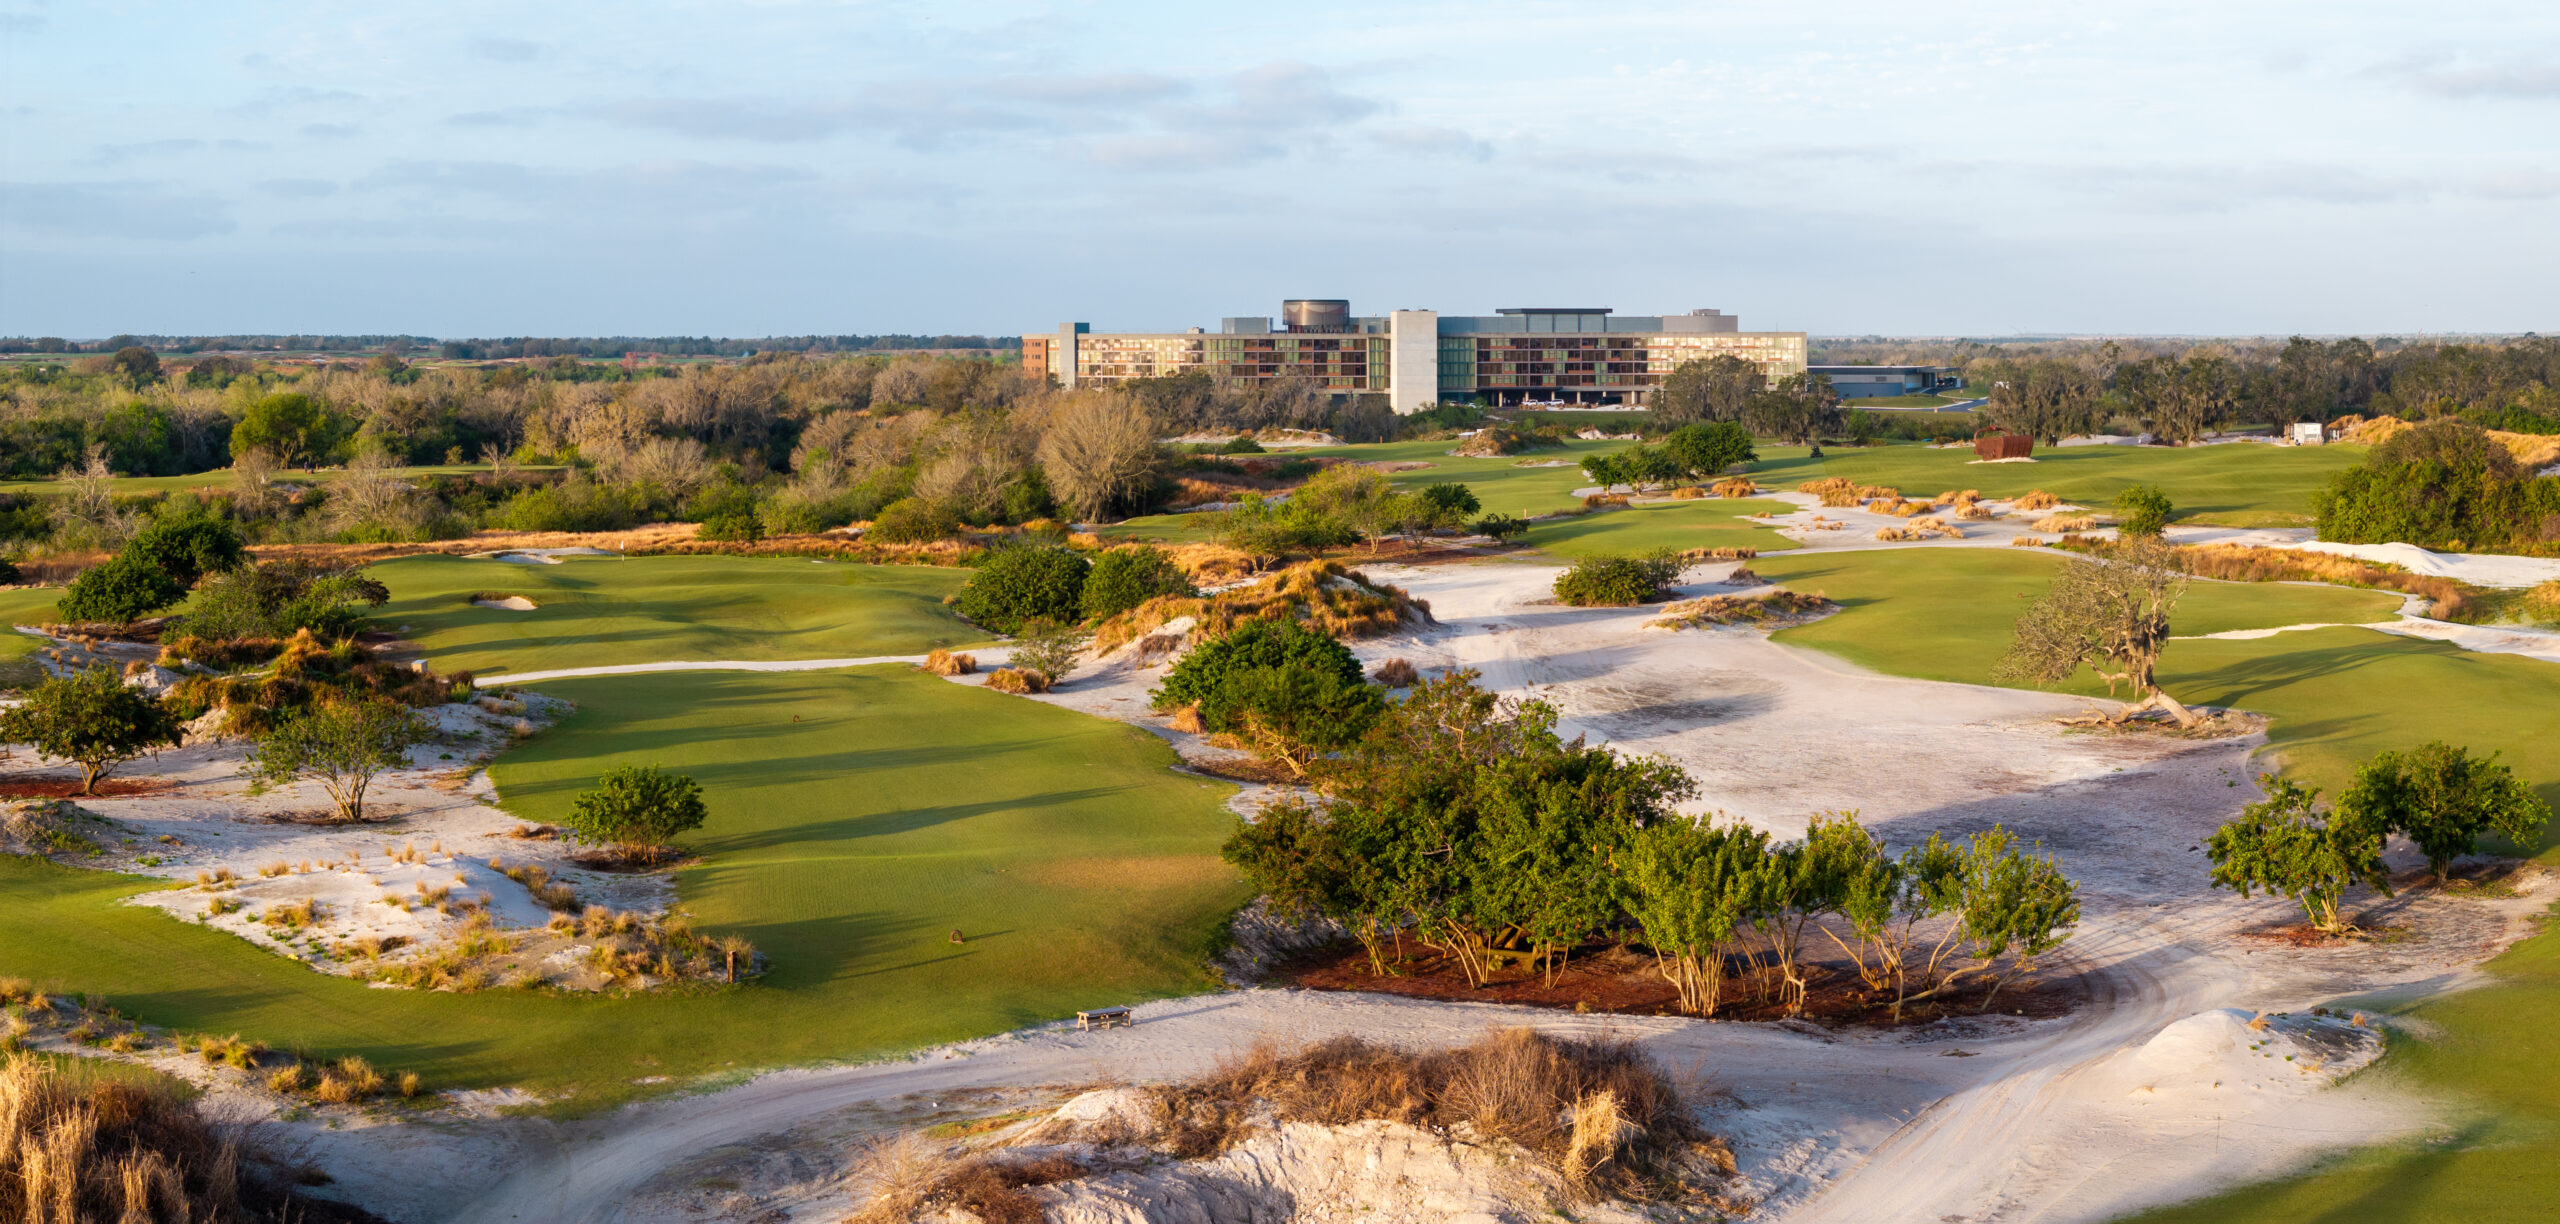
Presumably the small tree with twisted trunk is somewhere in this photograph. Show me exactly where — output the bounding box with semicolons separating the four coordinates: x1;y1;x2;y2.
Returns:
0;667;182;794
246;697;427;822
1993;536;2198;726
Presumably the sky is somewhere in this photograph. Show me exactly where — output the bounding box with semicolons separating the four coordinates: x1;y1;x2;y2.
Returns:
2;1;2555;339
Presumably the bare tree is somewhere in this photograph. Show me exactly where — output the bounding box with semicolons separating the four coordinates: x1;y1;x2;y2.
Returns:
50;443;136;550
1993;537;2198;726
1038;393;1162;522
1978;358;2100;444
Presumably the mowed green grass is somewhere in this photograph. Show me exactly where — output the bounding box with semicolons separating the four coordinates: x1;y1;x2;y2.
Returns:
2125;926;2560;1224
0;586;60;655
1520;498;1800;558
0;667;1245;1111
368;554;983;675
1750;441;2362;528
1753;546;2560;1224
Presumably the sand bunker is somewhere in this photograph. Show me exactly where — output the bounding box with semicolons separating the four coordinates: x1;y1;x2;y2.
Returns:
474;595;538;611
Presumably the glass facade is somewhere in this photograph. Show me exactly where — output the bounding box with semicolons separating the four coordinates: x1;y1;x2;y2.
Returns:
1439;332;1805;402
1071;333;1391;393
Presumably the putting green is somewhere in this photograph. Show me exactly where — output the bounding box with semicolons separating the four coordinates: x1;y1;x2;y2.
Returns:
1749;441;2362;528
365;554;984;676
0;667;1246;1111
1520;498;1801;557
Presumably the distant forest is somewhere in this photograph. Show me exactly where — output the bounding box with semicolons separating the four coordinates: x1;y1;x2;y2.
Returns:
0;334;1020;358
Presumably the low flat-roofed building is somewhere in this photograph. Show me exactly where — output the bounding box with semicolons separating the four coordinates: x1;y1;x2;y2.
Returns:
1030;300;1806;413
1810;364;1965;399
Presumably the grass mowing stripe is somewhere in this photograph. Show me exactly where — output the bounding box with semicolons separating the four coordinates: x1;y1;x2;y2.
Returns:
367;555;983;677
1518;498;1800;558
0;667;1245;1112
1747;441;2364;528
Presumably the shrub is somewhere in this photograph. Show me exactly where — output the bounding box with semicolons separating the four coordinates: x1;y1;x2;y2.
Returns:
56;553;185;623
868;496;960;544
1709;476;1758;498
2206;775;2390;933
2114;484;2173;536
1081;545;1196;621
1470;512;1529;542
126;516;247;586
2336;741;2551;881
1661;420;1756;477
956;545;1090;632
1553;552;1682;606
1007;622;1089;684
2313;419;2555;550
0;557;17;584
696;511;764;542
1371;657;1420;687
1417;482;1481;520
922;648;976;676
565;764;709;857
1152;619;1365;732
174;560;390;642
1217;663;1385;777
0;666;182;794
245;696;427;821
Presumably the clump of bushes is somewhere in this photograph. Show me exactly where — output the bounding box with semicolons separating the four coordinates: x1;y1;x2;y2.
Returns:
1091;560;1427;653
2114;484;2174;536
1648;589;1835;629
982;667;1049;695
1079;545;1196;621
1553;552;1682;606
1796;476;1862;507
1153;619;1368;735
2314;419;2560;551
563;764;708;864
922;648;976;676
2011;489;2062;511
954;545;1089;633
868;497;961;544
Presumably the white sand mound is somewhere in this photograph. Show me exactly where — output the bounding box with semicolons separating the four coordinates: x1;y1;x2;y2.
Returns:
474;596;538;611
2116;1008;2382;1099
1041;1119;1568;1224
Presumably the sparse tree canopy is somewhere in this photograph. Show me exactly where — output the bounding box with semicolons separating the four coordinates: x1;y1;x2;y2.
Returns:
1653;355;1764;426
2206;775;2391;933
245;697;427;822
2338;741;2551;881
1992;536;2196;725
1038;393;1163;521
1742;373;1843;447
567;764;710;855
0;666;183;794
230;392;337;469
1977;358;2100;445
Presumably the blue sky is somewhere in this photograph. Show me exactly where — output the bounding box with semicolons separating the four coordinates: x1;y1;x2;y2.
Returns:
2;1;2554;338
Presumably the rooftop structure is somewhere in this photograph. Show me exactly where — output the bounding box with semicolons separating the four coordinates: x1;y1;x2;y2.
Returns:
1808;364;1966;399
1023;301;1806;413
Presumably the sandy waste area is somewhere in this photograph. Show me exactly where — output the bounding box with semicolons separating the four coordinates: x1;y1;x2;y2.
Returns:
2;541;2554;1224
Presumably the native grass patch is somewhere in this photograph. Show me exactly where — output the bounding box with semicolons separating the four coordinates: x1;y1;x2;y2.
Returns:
1089;560;1428;654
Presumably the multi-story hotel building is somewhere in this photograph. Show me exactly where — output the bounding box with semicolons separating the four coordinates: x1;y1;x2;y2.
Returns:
1022;300;1807;414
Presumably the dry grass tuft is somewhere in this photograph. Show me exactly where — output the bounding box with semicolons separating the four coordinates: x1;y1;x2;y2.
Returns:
1667;485;1709;500
2032;514;2096;533
2009;536;2050;548
922;648;976;676
1149;1028;1734;1204
1582;492;1631;510
1091;559;1429;653
1167;704;1207;735
1672;546;1758;563
1709;476;1760;498
2148;541;2482;620
2523;579;2560;623
1868;497;1935;518
2011;489;2062;511
1795;476;1863;507
1954;500;1999;520
0;1054;351;1223
1875;517;1963;542
1371;658;1420;687
1649;589;1835;630
982;667;1050;695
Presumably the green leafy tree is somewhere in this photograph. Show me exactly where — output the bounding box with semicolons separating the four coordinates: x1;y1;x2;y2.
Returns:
127;516;247;586
108;346;162;384
2338;742;2551;881
1153;619;1364;731
565;764;711;857
0;666;182;794
2311;419;2542;550
245;697;427;822
1620;817;1766;1016
1580;443;1683;490
1660;421;1757;478
1469;512;1528;542
955;545;1090;632
2205;775;2390;933
1417;482;1482;522
2113;484;2174;536
1744;373;1844;447
56;554;186;623
175;561;389;641
1977;358;2101;445
230;393;337;469
1219;663;1385;778
1992;536;2196;725
1081;545;1197;620
1908;826;2081;1011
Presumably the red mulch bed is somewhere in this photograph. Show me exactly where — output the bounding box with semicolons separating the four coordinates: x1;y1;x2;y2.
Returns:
0;775;179;799
1274;939;2087;1027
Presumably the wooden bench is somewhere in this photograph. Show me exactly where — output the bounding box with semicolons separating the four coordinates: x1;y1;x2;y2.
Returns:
1076;1007;1134;1031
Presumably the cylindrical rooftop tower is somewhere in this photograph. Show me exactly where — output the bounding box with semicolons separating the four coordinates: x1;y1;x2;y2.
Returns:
1282;299;1352;332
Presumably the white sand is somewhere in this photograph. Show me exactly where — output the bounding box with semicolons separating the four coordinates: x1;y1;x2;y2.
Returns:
471;595;538;611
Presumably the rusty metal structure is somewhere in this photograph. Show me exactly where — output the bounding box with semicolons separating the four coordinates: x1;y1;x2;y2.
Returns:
1974;428;2033;460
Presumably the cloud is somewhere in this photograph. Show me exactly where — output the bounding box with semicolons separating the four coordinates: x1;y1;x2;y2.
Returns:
1369;125;1492;160
258;177;339;198
94;138;206;164
234;86;366;117
444;107;551;128
1223;62;1378;125
2046;162;2421;213
468;37;543;63
2375;53;2560;100
0;10;46;35
300;123;361;139
355;158;818;210
1088;133;1284;171
0;182;235;240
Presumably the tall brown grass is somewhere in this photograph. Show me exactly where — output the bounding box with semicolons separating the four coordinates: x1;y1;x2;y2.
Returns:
1709;476;1759;498
1090;560;1429;653
1875;518;1962;542
1795;477;1863;507
921;648;975;676
1649;590;1835;629
0;1056;261;1223
2011;489;2061;511
1148;1028;1733;1204
2032;514;2096;533
2068;539;2484;620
